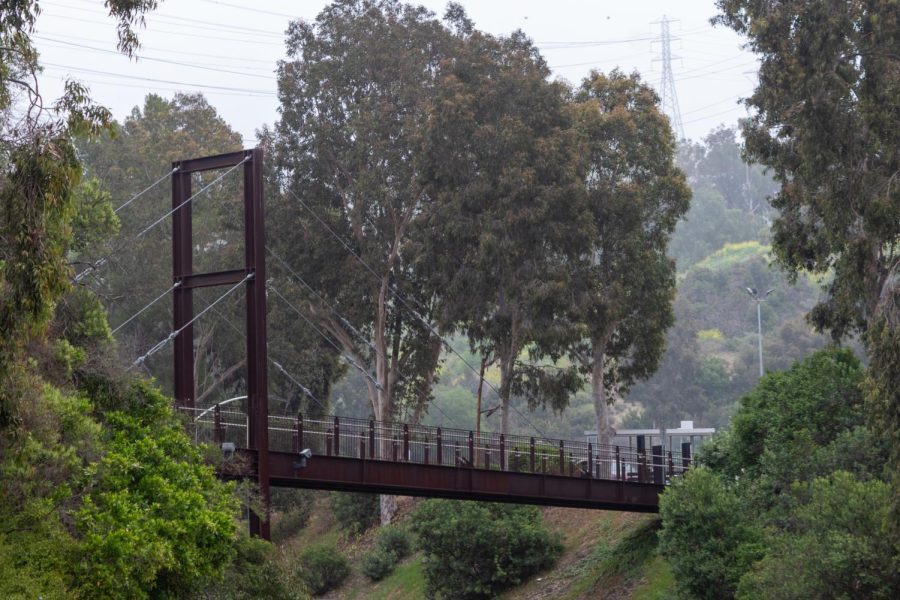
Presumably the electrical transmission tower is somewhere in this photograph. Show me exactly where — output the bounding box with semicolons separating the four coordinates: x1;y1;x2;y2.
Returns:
651;15;685;140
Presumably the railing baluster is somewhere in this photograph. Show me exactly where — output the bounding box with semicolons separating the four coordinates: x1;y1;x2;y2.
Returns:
437;428;443;465
333;417;340;456
214;404;223;445
468;431;474;468
369;420;375;459
499;434;506;471
403;424;410;462
587;442;593;479
530;437;536;473
559;441;565;476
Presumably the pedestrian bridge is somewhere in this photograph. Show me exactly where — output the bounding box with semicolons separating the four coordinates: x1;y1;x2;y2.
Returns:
179;407;692;514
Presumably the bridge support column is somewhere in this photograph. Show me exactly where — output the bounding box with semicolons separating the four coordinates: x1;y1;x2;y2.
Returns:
173;149;270;540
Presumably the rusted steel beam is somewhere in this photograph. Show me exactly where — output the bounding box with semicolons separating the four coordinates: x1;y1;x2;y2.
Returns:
176;149;250;173
232;451;663;513
178;269;247;289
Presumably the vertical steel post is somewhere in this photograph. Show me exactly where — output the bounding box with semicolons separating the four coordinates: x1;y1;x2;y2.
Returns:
243;148;270;540
436;428;443;465
172;167;193;407
499;434;506;471
369;420;376;459
468;431;474;467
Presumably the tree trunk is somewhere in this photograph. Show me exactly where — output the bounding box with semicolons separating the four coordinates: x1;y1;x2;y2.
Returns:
592;335;613;448
499;348;513;435
379;493;397;525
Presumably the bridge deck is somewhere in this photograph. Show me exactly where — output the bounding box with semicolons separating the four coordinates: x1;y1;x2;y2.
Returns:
180;407;690;512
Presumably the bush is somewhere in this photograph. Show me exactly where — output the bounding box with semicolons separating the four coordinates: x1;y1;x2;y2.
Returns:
297;544;349;595
376;525;411;559
361;547;398;582
410;500;562;599
658;468;764;600
330;492;379;534
202;535;306;600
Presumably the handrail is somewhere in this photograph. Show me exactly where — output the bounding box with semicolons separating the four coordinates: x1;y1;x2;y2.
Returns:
177;406;693;484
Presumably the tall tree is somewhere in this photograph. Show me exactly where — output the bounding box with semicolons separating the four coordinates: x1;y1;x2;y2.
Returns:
420;20;591;435
272;0;454;426
714;0;900;516
569;70;690;445
0;0;157;424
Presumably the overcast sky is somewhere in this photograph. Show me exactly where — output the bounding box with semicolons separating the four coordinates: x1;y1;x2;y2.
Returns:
33;0;758;145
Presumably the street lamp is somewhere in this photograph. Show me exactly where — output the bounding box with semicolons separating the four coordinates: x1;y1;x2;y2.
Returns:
745;287;774;377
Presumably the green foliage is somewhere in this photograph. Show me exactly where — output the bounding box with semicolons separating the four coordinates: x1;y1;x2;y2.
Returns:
376;525;412;560
660;349;896;598
73;381;238;599
330;491;379;535
569;68;690;439
692;241;769;272
360;523;414;581
715;0;900;524
658;468;765;600
669;188;767;271
297;544;350;596
419;17;593;431
361;546;399;582
410;500;562;599
722;349;865;484
735;471;898;600
198;535;308;600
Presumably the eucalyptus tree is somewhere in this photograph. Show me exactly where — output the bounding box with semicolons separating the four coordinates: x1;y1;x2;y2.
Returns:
271;0;456;426
0;0;158;425
714;0;900;502
569;71;690;445
420;18;592;435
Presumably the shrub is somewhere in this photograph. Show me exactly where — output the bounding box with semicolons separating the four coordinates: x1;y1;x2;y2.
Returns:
411;500;562;599
330;491;379;534
361;547;398;582
376;525;411;559
297;544;349;595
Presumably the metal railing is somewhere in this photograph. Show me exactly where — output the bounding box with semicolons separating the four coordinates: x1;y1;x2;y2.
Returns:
177;407;692;485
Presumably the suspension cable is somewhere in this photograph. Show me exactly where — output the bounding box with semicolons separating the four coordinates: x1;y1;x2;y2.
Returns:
196;295;328;412
268;279;460;427
111;281;181;334
136;156;249;238
114;166;179;213
131;272;251;368
286;189;546;437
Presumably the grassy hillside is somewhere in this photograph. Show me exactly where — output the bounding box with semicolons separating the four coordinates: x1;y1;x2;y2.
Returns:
272;494;674;599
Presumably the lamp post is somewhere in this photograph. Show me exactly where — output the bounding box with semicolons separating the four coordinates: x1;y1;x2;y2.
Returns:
745;287;774;377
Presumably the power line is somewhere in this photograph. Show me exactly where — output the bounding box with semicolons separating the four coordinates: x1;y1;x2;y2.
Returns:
36;36;274;79
42;62;276;95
